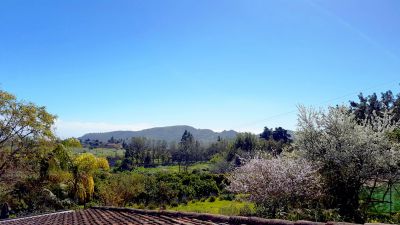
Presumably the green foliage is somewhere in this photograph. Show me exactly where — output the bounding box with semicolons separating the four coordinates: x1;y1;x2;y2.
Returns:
220;129;293;170
72;147;125;158
168;199;254;216
178;130;195;172
132;162;211;174
208;196;216;202
260;126;292;144
0;89;60;215
296;105;400;223
233;133;259;153
350;90;400;123
274;208;342;222
72;153;109;204
0;89;56;188
97;172;145;206
219;194;235;201
3;86;400;224
95;171;222;208
388;128;400;143
61;138;82;148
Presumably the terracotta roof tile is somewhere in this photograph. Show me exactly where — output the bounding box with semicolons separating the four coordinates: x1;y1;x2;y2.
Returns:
0;207;391;225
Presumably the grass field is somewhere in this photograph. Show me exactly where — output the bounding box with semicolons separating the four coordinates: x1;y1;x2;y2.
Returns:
168;199;254;216
72;147;125;158
71;148;213;172
133;162;212;173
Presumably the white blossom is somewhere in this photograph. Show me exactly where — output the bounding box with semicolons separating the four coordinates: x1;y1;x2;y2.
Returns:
228;156;322;207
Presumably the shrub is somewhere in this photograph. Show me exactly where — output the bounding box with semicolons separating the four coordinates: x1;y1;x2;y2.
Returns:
239;204;254;217
97;173;145;206
208;196;216;202
147;203;157;210
181;199;188;205
228;157;322;217
219;205;240;216
170;201;179;207
219;194;235;201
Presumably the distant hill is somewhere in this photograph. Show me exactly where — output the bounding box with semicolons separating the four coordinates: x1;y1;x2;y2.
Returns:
79;125;238;144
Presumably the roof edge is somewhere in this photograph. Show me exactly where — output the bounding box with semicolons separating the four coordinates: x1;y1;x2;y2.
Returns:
92;206;389;225
0;210;74;224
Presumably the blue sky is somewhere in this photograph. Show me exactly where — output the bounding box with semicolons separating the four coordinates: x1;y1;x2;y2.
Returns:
0;0;399;138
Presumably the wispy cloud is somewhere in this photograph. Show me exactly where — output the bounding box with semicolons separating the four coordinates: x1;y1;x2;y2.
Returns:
54;120;153;139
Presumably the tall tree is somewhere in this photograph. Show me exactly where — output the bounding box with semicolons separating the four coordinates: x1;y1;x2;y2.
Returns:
260;127;273;140
296;105;400;222
271;127;291;143
0;89;56;188
233;133;259;153
227;133;260;166
179;130;194;172
125;137;147;166
350;90;400;123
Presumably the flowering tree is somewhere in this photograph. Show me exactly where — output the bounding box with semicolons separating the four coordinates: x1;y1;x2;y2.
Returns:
296;106;400;222
228;156;322;217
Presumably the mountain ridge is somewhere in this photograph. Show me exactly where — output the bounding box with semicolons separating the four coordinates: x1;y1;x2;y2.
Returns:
79;125;238;143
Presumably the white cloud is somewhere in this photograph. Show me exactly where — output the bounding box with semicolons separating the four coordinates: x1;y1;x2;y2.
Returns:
54;120;153;139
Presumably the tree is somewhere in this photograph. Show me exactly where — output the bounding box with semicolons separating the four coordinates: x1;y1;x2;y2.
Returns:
157;140;169;165
233;133;259;153
271;127;291;143
350;90;400;123
296;105;400;222
39;144;73;183
260;127;273;140
108;136;115;144
179;130;194;172
40;146;111;206
228;156;321;217
206;137;229;161
72;153;109;204
61;138;82;148
0;89;56;187
124;137;148;166
226;133;260;166
259;127;292;156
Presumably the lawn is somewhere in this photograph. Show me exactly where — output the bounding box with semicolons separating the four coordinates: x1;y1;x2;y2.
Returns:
72;147;125;158
133;162;212;174
168;199;254;216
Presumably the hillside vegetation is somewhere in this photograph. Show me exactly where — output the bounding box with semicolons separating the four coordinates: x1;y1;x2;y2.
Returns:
1;88;400;224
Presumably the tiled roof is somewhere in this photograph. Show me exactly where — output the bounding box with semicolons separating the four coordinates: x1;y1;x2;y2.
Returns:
0;207;390;225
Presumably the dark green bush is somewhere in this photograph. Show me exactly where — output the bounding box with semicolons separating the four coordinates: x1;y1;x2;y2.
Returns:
208;196;216;202
219;194;235;201
170;201;179;207
239;204;254;217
